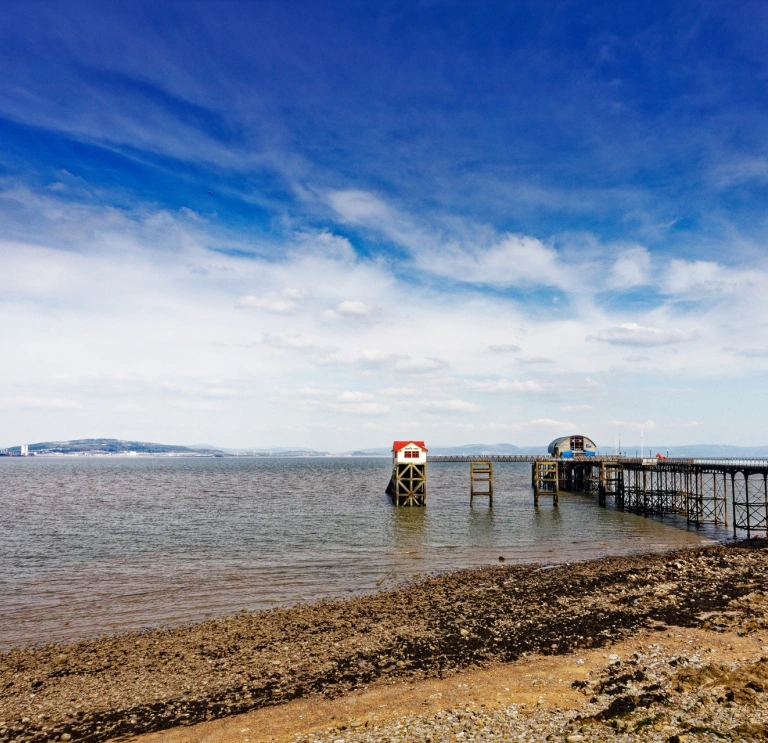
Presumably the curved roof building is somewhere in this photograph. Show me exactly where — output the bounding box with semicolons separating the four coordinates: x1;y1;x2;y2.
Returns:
547;434;597;458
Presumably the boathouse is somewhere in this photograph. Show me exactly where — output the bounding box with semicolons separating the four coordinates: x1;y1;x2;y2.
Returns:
547;434;597;458
387;440;428;506
392;440;427;464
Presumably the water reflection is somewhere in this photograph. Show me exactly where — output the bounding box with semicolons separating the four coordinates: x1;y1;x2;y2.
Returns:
392;503;427;551
467;503;496;550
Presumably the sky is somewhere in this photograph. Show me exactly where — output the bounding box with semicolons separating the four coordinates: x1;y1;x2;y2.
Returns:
2;0;768;451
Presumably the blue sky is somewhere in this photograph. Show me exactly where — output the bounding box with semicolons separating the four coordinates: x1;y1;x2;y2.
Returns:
2;1;768;450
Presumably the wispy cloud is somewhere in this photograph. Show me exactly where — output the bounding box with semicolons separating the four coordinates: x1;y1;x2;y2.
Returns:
464;378;542;393
322;299;377;322
236;288;306;313
588;323;698;347
606;247;651;290
488;344;522;353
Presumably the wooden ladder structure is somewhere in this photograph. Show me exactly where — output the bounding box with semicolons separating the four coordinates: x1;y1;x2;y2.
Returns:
470;461;493;506
533;461;559;507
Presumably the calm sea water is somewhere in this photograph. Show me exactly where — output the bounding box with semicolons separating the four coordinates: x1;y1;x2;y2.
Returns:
0;456;726;648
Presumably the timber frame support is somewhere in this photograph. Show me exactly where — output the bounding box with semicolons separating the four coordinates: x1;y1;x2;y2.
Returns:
387;462;427;506
533;461;559;507
470;461;493;506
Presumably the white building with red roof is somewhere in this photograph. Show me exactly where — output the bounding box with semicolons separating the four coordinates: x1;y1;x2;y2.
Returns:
392;440;428;465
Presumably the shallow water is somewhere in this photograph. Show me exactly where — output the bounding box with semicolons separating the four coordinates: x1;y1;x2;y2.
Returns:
0;456;726;647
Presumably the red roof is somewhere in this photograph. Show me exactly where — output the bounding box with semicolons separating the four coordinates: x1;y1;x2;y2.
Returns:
392;440;427;452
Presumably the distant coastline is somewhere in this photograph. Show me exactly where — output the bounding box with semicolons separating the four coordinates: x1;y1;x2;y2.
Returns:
4;438;768;459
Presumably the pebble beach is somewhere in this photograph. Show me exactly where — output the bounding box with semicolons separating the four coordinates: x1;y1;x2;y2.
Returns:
3;542;768;743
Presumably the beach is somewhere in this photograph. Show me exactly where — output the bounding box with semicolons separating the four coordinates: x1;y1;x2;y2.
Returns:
2;541;768;743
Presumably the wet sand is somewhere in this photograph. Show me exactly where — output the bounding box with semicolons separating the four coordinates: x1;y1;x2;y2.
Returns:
2;541;767;743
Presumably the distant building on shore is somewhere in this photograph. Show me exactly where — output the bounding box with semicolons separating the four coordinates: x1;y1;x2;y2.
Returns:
547;435;596;458
20;444;29;456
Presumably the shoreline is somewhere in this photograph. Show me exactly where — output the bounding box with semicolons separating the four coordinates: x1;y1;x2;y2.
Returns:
2;542;768;743
1;533;719;651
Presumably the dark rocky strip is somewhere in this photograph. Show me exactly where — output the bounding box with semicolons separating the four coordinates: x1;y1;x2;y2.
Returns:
2;542;768;743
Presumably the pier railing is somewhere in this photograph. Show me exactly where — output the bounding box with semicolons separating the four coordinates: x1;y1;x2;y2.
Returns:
428;455;768;469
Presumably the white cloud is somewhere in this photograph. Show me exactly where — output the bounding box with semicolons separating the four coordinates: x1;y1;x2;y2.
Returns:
662;259;756;296
377;387;422;397
323;191;579;291
322;299;377;322
464;378;542;393
337;300;374;315
606;419;658;431
260;333;321;351
517;356;554;364
417;233;567;289
335;402;390;416
588;323;698;347
713;157;768;187
394;357;449;373
294;388;390;416
0;397;81;410
529;418;575;428
488;344;522;353
236;288;306;313
327;190;392;223
420;398;480;413
607;246;651;289
338;391;374;402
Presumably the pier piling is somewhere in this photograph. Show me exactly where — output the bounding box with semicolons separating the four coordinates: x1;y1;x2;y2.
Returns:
470;461;493;506
533;461;559;507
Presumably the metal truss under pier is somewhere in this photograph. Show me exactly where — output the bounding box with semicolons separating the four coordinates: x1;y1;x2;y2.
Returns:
556;459;768;538
426;454;768;537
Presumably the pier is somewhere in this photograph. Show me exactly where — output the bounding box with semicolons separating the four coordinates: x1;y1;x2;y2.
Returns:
388;436;768;537
427;453;768;538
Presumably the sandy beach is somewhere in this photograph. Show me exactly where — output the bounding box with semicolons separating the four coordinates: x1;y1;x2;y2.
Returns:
2;541;768;743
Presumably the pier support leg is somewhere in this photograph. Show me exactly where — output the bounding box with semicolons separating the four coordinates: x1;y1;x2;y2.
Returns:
388;462;427;506
470;461;493;506
533;461;558;507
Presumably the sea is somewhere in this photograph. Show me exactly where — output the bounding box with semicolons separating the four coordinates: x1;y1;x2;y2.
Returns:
0;456;728;648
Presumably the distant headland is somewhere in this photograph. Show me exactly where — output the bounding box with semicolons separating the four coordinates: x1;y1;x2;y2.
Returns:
0;439;227;457
3;439;768;458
